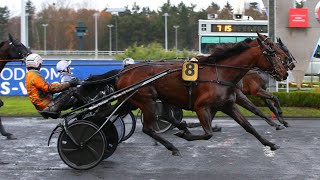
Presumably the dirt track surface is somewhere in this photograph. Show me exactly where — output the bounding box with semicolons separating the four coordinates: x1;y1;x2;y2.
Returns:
0;117;320;180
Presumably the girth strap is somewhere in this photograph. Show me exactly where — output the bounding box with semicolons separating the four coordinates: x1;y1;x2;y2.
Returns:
185;82;197;109
197;80;235;87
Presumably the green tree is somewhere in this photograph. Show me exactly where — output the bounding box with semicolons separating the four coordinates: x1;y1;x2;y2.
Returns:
245;2;267;20
207;2;220;15
0;6;10;39
218;2;233;20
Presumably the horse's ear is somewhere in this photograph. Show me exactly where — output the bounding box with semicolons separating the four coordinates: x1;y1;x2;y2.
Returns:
256;31;263;39
277;38;284;46
257;37;263;46
8;33;14;42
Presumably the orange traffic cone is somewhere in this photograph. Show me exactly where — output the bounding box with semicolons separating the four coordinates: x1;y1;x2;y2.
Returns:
271;112;275;121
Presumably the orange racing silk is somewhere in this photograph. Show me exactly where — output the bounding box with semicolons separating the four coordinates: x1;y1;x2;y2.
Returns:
25;70;70;110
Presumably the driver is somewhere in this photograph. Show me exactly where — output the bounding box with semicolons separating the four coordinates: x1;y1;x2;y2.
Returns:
25;54;81;118
56;60;75;83
122;58;135;67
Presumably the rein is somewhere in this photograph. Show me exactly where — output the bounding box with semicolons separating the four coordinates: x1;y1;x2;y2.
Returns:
199;63;252;70
82;64;152;85
0;59;25;62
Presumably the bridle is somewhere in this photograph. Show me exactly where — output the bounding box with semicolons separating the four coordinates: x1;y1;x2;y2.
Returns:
258;36;284;79
8;39;30;60
278;43;296;70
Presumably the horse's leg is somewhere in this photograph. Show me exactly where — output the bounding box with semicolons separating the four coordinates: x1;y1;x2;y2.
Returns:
235;89;285;130
223;104;279;151
256;89;290;127
175;106;213;141
185;111;222;132
263;97;289;127
138;100;181;156
0;99;16;140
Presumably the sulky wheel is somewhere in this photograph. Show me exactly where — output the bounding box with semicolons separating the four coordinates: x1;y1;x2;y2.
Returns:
120;111;136;142
112;115;125;143
140;113;173;134
99;121;119;159
169;105;183;123
57;120;106;170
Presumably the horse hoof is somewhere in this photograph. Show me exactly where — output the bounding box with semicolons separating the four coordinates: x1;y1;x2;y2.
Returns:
6;134;17;140
212;125;222;132
172;150;181;156
284;123;290;127
174;131;185;138
270;144;280;151
0;161;9;165
276;125;285;130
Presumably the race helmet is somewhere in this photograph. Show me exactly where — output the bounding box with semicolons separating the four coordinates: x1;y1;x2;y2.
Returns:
122;58;135;67
56;60;72;73
25;54;43;69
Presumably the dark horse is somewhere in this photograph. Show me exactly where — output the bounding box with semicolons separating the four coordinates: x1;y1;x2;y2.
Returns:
236;37;296;129
116;33;288;155
0;34;31;140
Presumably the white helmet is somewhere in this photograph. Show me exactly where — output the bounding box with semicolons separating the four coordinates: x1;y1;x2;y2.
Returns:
25;54;43;68
56;60;72;73
122;58;135;66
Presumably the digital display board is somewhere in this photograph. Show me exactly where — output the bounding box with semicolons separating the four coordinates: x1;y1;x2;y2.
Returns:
211;24;268;33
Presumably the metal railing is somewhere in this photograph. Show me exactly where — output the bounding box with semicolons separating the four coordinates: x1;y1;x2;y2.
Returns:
32;50;124;55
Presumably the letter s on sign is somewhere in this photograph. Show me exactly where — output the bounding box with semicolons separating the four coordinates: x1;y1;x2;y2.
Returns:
0;82;10;95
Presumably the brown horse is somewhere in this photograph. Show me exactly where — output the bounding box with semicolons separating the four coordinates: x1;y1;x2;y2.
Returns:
116;33;288;155
0;34;31;140
178;37;295;131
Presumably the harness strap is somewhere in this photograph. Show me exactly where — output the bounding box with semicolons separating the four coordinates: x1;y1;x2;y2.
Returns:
197;80;235;87
185;82;197;109
83;64;152;85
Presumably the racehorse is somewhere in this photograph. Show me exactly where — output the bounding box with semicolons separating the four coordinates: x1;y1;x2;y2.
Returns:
0;34;31;140
116;33;288;155
170;37;295;131
236;37;296;128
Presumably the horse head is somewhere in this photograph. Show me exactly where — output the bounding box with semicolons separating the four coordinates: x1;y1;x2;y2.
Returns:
256;35;288;81
4;33;32;59
277;37;296;71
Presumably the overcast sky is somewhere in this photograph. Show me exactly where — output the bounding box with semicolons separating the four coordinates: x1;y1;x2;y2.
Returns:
0;0;265;16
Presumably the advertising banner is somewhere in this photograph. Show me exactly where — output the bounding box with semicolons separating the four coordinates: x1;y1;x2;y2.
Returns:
289;8;309;27
0;60;123;96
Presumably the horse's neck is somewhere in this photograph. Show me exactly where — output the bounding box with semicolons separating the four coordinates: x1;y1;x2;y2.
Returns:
216;47;262;84
0;62;7;74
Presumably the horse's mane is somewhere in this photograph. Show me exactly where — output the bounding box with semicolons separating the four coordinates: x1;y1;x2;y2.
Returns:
0;41;5;49
199;38;253;63
84;69;120;87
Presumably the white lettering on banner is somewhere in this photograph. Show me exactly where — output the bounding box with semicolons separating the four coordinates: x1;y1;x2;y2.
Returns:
0;67;61;81
1;68;13;80
41;68;50;79
40;68;60;80
15;68;25;80
19;82;27;95
0;82;10;95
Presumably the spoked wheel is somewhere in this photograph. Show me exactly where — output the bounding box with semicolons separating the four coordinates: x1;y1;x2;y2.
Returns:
152;116;173;133
112;115;125;142
141;101;183;133
120;112;136;141
168;105;183;130
100;121;119;159
141;114;173;134
57;120;106;170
